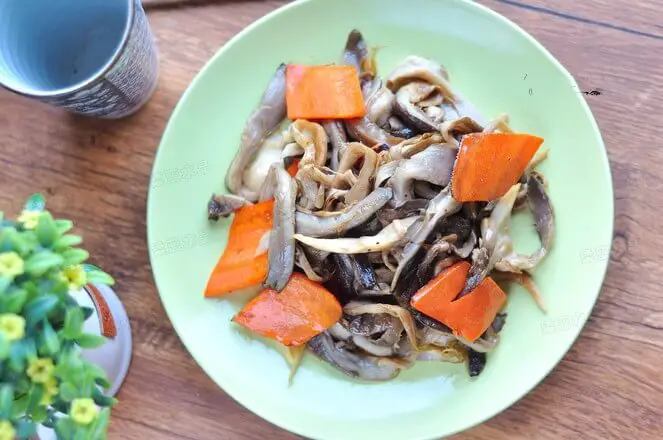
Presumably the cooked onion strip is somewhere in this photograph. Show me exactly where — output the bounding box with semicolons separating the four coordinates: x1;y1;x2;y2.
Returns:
294;217;417;254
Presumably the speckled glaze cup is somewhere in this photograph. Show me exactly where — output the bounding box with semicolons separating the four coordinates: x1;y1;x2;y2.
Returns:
0;0;158;118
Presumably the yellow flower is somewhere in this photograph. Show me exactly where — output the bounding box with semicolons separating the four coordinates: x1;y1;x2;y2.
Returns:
0;421;15;440
0;251;24;278
17;210;41;229
0;313;25;341
27;358;54;384
62;265;87;290
41;377;59;406
71;398;99;425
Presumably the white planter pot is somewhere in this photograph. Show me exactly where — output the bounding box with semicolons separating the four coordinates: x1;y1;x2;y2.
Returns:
36;283;132;439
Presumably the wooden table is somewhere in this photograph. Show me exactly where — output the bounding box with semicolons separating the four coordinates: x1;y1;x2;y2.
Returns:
1;0;661;439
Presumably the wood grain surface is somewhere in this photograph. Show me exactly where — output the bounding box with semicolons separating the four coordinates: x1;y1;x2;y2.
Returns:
1;0;662;439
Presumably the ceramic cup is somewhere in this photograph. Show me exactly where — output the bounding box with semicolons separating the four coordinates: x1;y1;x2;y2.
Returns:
0;0;159;118
36;283;133;440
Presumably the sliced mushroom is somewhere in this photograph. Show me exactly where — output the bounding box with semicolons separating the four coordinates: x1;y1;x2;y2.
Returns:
483;113;513;133
421;326;456;347
413;181;440;200
207;194;252;221
419;240;452;279
295;187;393;237
344;302;419;350
391;187;461;290
375;160;401;188
440;116;484;145
458;184;520;296
386;56;486;124
386;56;455;103
424;106;444;124
393;82;440;133
390;144;457;206
291;120;328;168
377;199;428;224
352;254;380;291
349;314;403;346
386;116;417;139
343;29;376;84
296;167;324;211
493;268;548;313
528;173;555;251
295;245;327;282
389;132;445;160
309;332;410;381
329;320;398;357
241;129;289;198
366;83;396;127
494;175;554;273
294;216;417;254
282;145;304;162
526;149;550;174
375;267;395;284
262;164;297;292
431;256;459;276
345;77;405;146
414;345;466;363
452;230;477;259
346;116;405;147
324;254;359;304
460;331;500;353
226;64;287;201
348;214;383;237
337;142;379;204
322;121;347;170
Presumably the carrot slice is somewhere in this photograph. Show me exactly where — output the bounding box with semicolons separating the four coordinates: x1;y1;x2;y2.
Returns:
451;132;544;202
233;273;342;346
204;200;274;297
411;261;507;342
411;262;470;311
286;64;366;120
446;277;507;341
286;159;301;177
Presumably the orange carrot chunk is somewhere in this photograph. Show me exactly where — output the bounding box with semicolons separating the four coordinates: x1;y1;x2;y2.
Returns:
286;159;301;177
411;262;471;312
233;273;342;346
286;64;366;120
204;200;274;297
451;132;544;202
411;261;507;342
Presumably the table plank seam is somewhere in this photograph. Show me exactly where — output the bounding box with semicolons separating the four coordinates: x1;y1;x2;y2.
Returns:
488;0;663;41
114;414;200;440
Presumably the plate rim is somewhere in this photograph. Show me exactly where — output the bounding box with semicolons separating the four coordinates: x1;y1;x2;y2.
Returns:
146;0;615;438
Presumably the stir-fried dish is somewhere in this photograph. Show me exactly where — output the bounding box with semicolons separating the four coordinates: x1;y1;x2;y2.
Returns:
204;30;554;381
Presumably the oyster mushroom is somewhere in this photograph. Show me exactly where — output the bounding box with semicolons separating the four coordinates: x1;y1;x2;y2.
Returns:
343;29;376;85
389;144;457;206
337;142;379;204
226;64;287;200
322;121;347;170
391;187;461;290
294;216;418;254
291;120;328;168
260;164;297;292
207;194;252;220
308;332;410;381
295;187;393;237
393;82;440;133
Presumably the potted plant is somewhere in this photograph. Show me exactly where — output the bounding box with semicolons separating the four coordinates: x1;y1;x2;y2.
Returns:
0;195;118;439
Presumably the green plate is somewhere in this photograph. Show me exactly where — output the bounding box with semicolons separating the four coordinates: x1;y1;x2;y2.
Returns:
147;0;613;438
